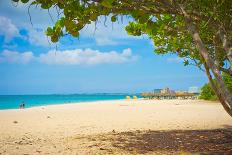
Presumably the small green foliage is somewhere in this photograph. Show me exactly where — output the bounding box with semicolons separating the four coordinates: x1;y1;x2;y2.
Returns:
199;83;218;101
21;0;29;3
46;27;53;36
90;13;98;21
199;72;232;101
101;0;114;8
125;22;142;36
41;3;52;9
223;72;232;92
51;35;58;43
71;31;79;37
111;15;117;22
184;60;189;66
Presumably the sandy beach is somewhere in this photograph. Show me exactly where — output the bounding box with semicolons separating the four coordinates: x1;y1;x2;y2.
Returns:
0;99;232;154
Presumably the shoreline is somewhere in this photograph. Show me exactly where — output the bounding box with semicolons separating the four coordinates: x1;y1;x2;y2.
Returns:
0;98;129;111
0;98;219;112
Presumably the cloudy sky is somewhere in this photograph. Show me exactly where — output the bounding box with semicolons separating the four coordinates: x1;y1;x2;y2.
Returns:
0;1;207;95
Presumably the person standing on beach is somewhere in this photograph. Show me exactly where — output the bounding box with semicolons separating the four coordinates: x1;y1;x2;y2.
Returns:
19;101;25;109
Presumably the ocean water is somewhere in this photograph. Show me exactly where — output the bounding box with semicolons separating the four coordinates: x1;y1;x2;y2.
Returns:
0;94;136;110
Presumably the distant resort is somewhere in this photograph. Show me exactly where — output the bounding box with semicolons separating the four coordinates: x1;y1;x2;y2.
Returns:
140;87;200;100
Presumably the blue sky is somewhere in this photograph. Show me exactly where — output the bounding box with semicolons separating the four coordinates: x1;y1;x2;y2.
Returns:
0;1;207;95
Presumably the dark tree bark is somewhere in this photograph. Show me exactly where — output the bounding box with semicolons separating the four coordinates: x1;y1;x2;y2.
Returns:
218;29;232;65
203;63;232;117
218;29;232;76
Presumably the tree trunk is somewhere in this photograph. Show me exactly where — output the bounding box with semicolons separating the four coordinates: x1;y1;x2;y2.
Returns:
203;62;232;117
179;5;232;117
218;29;232;66
218;29;232;76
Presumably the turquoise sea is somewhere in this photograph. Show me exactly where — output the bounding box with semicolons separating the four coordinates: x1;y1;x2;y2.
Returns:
0;94;137;110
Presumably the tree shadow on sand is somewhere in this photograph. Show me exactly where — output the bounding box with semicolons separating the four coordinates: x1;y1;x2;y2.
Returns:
72;126;232;154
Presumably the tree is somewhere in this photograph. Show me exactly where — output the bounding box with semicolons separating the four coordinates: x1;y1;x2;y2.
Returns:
223;72;232;92
199;83;218;101
199;73;232;101
13;0;232;117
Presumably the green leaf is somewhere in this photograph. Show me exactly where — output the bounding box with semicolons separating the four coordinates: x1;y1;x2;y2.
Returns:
21;0;29;3
65;20;76;32
71;31;79;37
46;27;53;36
184;60;189;66
55;18;64;29
51;35;58;42
41;3;52;9
90;13;98;21
101;0;114;8
31;1;39;5
111;15;117;22
57;3;64;9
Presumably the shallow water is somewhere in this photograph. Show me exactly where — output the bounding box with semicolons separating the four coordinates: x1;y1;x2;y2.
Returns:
0;94;137;110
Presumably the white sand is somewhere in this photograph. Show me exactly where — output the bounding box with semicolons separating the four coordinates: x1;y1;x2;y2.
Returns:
0;99;231;154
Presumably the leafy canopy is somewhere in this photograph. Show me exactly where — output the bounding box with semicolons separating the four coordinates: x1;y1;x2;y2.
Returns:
199;82;218;101
13;0;232;69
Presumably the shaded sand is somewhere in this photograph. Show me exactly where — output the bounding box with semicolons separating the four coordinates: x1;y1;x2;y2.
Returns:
0;99;232;154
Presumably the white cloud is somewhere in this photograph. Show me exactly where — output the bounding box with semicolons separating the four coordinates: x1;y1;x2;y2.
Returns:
0;16;50;47
0;16;20;42
81;16;143;46
0;48;138;65
95;37;117;46
0;50;34;64
0;0;56;47
167;57;182;63
27;28;50;47
38;48;137;65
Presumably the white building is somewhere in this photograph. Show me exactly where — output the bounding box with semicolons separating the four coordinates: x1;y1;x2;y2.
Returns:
161;87;175;94
188;86;200;94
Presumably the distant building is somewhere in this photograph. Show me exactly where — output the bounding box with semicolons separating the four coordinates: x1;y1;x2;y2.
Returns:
188;87;200;94
153;89;162;93
161;87;175;94
170;90;176;94
141;87;197;100
175;90;188;94
161;87;169;94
